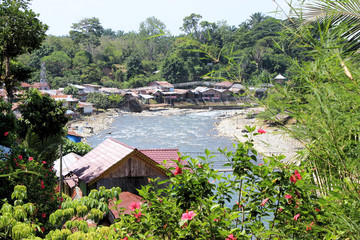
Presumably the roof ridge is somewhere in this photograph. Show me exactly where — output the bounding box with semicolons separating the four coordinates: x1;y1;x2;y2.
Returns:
107;137;135;149
139;148;179;151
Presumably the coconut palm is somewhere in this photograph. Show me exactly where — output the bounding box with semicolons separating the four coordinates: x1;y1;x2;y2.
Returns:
302;0;360;50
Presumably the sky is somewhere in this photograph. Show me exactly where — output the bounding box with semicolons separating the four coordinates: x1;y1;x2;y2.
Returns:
29;0;291;37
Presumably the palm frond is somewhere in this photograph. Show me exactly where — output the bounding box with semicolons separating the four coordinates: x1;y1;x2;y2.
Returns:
303;0;360;45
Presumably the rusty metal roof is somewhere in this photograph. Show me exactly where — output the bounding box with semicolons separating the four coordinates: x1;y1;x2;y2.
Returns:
70;138;135;184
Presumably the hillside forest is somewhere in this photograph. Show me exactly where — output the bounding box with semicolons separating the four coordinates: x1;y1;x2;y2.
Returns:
17;13;301;89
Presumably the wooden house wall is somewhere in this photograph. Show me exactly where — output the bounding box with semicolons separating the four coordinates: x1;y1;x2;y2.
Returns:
95;154;169;194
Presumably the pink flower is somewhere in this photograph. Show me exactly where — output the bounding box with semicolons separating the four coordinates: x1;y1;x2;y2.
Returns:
294;214;301;221
226;234;237;240
197;164;202;168
42;161;47;164
174;166;182;175
259;163;263;166
42;213;46;218
121;237;128;240
315;207;320;212
133;211;143;221
4;132;9;136
181;210;196;220
278;208;283;212
294;170;302;180
290;175;297;183
260;198;269;206
18;155;23;160
214;218;219;222
285;194;293;199
258;128;266;134
40;180;45;189
28;157;33;161
129;202;141;211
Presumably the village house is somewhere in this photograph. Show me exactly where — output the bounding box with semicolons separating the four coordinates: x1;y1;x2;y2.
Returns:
64;138;182;196
82;84;101;93
51;95;79;110
78;102;94;115
149;81;174;92
194;87;222;101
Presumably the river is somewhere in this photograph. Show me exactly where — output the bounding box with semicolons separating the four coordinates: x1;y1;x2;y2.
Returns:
86;110;239;166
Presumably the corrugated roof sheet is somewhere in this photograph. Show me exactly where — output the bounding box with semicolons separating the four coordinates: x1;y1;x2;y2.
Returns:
214;81;234;88
70;138;135;183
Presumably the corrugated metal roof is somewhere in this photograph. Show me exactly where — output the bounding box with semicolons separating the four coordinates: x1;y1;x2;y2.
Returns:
54;152;82;177
214;81;234;88
70;138;135;184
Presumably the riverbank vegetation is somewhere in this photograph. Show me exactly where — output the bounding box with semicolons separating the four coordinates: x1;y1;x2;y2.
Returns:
2;0;360;239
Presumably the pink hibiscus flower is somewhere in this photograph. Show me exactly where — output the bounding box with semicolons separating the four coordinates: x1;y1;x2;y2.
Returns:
181;210;196;220
129;202;141;211
260;198;269;206
285;194;293;199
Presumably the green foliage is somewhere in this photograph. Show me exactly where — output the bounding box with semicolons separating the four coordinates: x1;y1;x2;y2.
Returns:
62;139;92;156
86;92;112;109
0;0;47;101
63;85;79;99
42;51;71;77
18;89;68;141
0;98;17;147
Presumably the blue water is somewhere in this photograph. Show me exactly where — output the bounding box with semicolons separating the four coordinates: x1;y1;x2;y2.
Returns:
87;110;237;162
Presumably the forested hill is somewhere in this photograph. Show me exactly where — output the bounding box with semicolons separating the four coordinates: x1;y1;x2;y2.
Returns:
18;13;302;89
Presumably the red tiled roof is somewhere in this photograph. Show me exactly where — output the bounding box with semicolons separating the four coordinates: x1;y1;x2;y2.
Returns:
70;138;135;184
139;149;180;173
109;192;143;217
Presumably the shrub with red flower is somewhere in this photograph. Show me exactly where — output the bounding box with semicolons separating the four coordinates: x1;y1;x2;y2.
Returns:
294;214;301;221
174;166;182;175
226;234;237;240
181;210;196;220
4;132;9;136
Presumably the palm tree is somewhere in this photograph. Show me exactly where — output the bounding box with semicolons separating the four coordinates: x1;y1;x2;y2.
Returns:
302;0;360;50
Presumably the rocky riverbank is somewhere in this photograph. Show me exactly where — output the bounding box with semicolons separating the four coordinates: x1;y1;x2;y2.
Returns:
67;107;303;162
67;109;124;137
214;107;304;163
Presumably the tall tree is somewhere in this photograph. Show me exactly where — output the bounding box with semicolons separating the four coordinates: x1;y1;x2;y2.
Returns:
69;17;104;55
0;0;48;102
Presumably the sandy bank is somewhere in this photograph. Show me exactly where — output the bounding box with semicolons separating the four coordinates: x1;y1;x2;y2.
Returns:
215;108;304;163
